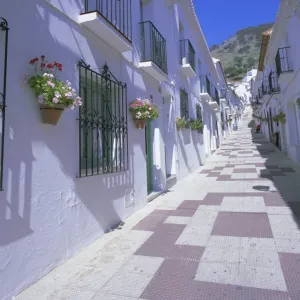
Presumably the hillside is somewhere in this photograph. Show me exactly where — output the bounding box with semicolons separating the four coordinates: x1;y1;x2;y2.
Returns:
210;23;273;81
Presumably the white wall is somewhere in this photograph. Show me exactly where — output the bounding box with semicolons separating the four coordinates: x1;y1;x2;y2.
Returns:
0;1;221;299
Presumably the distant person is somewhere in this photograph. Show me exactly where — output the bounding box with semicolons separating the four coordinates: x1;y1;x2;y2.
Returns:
256;123;261;133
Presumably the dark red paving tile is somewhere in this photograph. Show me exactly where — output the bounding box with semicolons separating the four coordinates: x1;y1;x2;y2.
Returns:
132;210;172;231
213;166;224;171
216;175;232;181
142;270;289;300
279;252;300;300
200;193;224;205
206;172;221;177
211;212;274;238
261;192;287;207
176;200;202;210
170;209;195;217
233;168;257;173
200;169;213;174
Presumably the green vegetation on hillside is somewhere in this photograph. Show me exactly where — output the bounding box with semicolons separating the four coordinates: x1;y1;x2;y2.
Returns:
210;23;273;81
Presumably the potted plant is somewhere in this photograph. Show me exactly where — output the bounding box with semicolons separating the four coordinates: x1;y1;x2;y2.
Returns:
26;56;82;125
189;118;203;133
273;112;286;124
176;117;189;130
129;98;158;129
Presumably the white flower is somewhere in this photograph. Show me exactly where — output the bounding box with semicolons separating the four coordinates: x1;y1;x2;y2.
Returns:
43;73;54;78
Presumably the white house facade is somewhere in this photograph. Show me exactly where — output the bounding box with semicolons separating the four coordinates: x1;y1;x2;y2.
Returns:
0;1;230;299
251;0;300;162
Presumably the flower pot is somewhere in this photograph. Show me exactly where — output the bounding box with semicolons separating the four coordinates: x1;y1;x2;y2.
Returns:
135;119;145;129
40;104;64;125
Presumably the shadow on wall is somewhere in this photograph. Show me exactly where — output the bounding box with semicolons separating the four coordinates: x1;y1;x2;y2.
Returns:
191;130;204;166
0;0;142;246
248;119;300;227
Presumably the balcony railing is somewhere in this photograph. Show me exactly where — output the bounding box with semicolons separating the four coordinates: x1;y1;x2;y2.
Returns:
179;39;195;71
140;21;167;74
213;87;220;105
262;83;270;95
268;72;280;93
258;88;263;99
83;0;132;41
200;76;212;97
275;47;293;77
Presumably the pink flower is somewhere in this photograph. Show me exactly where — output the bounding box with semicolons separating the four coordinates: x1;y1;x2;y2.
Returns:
52;97;59;104
47;81;55;88
38;95;44;104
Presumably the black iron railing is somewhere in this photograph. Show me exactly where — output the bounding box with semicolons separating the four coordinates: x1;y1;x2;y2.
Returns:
258;87;263;99
82;0;132;41
213;87;220;105
180;89;189;120
78;60;128;177
262;81;270;95
140;21;167;75
200;76;212;97
196;103;202;121
0;18;8;190
179;39;195;71
268;71;280;93
275;47;293;77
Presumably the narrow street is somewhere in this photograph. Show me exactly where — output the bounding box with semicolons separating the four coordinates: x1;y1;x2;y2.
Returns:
17;107;300;299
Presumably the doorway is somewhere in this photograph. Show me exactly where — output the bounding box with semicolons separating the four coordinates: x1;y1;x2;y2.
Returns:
145;121;153;194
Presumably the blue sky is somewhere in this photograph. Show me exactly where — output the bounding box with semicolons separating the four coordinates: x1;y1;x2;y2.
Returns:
194;0;280;47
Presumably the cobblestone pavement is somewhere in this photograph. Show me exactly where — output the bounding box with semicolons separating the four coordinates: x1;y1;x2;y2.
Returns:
17;108;300;299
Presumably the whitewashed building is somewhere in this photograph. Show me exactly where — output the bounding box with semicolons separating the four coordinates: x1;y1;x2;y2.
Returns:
251;0;300;161
0;1;228;299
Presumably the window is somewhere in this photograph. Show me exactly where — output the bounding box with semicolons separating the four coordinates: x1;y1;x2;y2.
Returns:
78;60;128;177
180;89;189;120
196;103;202;121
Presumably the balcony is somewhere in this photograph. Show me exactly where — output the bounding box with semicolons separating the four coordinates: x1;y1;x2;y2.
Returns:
179;39;196;78
139;21;168;82
200;76;212;102
212;87;220;105
275;47;293;78
268;71;280;94
79;0;132;53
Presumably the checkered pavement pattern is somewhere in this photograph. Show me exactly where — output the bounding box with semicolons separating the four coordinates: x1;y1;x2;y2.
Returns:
16;108;300;299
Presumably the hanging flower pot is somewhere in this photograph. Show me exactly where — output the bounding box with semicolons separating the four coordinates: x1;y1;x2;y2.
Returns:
135;119;146;129
40;104;65;125
26;55;83;126
129;98;159;129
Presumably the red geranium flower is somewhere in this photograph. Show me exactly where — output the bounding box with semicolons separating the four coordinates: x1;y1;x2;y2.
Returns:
41;55;45;61
47;64;53;69
40;63;46;68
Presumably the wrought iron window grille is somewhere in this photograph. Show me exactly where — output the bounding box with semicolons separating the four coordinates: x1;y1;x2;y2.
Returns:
275;47;293;77
78;60;128;177
0;17;9;190
180;89;189;120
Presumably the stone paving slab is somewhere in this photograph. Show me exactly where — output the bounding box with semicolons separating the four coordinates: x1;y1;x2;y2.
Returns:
16;107;300;299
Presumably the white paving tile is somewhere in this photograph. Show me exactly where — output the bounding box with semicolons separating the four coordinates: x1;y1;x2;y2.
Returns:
164;216;191;225
220;196;265;213
239;264;287;291
119;255;163;275
101;272;152;298
275;238;300;253
240;237;280;269
269;214;300;239
195;262;240;285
